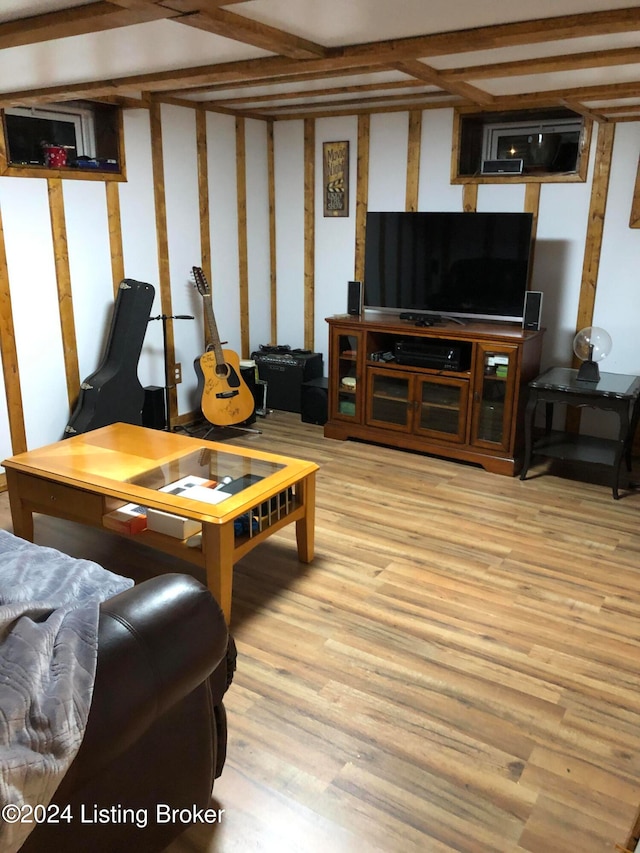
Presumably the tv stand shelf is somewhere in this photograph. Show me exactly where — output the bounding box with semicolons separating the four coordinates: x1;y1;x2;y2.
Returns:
325;313;544;475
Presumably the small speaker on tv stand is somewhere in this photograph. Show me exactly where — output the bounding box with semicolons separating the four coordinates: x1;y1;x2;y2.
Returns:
523;291;543;330
347;280;363;316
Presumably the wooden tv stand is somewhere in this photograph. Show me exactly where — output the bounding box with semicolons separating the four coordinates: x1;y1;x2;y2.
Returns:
324;313;544;476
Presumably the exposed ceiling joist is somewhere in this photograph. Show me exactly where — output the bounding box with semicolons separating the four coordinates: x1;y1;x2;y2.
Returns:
339;7;640;61
0;3;639;120
394;60;494;106
441;46;640;82
0;1;179;50
110;0;326;58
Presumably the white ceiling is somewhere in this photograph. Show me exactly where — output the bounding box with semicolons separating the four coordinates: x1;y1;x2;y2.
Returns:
0;1;639;121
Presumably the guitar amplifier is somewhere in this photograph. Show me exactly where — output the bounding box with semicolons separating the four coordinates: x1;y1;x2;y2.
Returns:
251;348;323;412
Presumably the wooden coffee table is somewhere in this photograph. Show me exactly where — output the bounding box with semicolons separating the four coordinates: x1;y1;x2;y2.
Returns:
2;423;318;623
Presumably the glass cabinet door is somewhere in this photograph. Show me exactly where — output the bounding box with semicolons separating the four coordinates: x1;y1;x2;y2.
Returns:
367;369;412;431
334;332;361;422
472;344;517;449
415;376;468;442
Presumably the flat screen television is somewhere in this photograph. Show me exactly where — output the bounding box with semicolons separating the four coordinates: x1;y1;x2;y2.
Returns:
363;211;534;323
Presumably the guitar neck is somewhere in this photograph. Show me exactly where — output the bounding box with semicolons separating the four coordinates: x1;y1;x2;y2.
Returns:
203;293;225;363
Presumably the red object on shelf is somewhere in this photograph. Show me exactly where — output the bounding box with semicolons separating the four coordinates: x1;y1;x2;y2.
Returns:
43;145;67;167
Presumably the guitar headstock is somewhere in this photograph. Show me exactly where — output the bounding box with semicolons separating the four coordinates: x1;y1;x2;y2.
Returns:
192;266;210;297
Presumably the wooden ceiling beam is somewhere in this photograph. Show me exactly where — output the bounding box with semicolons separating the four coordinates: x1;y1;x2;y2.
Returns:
163;5;327;59
109;0;326;57
339;7;640;62
560;98;610;124
266;97;465;123
1;5;639;112
455;79;640;114
394;59;493;105
210;79;439;107
0;1;179;49
156;0;253;9
442;46;640;82
161;64;395;97
0;52;383;107
255;90;458;115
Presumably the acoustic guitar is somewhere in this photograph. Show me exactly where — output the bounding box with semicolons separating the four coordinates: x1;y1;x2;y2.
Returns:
192;266;254;427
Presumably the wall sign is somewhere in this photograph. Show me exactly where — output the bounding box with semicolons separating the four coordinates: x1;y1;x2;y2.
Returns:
323;141;349;217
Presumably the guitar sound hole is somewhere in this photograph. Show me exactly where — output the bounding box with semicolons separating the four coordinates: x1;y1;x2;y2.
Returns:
216;363;241;388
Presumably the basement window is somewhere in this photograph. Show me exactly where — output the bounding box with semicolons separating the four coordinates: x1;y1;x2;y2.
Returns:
1;100;124;179
453;107;591;183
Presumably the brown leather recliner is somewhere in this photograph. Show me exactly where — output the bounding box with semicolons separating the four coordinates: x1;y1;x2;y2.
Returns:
21;572;236;853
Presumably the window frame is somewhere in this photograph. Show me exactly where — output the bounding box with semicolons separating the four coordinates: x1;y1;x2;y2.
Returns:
451;107;592;185
0;100;126;182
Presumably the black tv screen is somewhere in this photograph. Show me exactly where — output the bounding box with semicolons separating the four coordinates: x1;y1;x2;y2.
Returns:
363;211;533;322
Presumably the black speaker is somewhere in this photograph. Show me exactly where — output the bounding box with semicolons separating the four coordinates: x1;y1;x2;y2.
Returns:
252;351;323;412
301;377;328;425
142;385;166;430
481;158;524;174
523;291;543;330
347;280;363;316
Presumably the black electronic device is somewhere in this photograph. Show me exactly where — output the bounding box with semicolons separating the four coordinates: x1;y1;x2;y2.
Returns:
347;280;363;316
370;350;395;362
363;211;533;323
523;290;543;330
301;377;328;425
142;385;166;430
394;340;465;371
252;349;323;412
481;158;524;174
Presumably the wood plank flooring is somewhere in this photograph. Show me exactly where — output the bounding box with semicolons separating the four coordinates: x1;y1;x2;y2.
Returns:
4;412;640;852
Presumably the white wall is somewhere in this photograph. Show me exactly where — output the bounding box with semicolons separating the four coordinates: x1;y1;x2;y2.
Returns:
63;180;115;383
0;105;639;461
118;108;163;389
161;103;202;413
368;112;408;212
418;109;463;212
0;178;68;449
245;118;271;355
594;122;640;375
299;111;640;381
314;116;358;366
274;120;305;349
206;112;242;355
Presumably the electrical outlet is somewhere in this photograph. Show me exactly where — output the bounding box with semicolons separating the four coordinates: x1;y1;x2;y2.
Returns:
173;363;182;384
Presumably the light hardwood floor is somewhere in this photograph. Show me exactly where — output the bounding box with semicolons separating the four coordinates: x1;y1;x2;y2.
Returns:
4;412;640;853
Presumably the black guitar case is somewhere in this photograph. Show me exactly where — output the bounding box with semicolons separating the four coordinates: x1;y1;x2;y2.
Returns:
64;279;155;437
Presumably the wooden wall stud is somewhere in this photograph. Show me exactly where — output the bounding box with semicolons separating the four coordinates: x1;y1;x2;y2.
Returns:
235;116;250;358
304;118;315;351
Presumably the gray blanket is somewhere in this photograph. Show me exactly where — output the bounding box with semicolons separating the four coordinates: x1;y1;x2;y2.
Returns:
0;530;133;853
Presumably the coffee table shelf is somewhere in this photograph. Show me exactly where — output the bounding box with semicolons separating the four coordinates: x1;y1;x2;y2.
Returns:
3;424;318;623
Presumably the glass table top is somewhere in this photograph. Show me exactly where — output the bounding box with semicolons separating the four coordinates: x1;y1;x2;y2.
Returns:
129;448;284;506
530;367;640;398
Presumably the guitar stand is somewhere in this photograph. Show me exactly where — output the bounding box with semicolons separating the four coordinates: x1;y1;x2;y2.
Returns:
200;377;267;439
201;421;262;440
149;312;195;430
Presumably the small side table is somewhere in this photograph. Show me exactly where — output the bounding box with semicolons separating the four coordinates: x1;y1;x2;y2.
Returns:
520;367;640;499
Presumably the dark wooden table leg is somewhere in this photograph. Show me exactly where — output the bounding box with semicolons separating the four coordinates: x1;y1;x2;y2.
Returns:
520;390;538;481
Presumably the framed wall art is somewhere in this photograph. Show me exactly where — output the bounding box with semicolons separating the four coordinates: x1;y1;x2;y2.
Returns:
323;140;349;217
